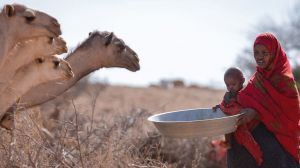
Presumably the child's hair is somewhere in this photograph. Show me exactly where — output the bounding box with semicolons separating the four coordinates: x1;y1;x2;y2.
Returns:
224;67;245;82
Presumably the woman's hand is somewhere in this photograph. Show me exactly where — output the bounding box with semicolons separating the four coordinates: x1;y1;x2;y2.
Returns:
237;108;259;125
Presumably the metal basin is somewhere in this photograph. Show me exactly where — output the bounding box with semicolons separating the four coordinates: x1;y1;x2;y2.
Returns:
148;108;242;138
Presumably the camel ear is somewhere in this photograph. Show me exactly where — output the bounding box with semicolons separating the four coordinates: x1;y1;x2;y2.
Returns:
3;5;15;17
105;32;114;46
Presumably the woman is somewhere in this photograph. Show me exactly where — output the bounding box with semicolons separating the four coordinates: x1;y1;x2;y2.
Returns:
227;32;300;168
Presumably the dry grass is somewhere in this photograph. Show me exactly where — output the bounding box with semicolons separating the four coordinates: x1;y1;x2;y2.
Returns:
0;80;227;168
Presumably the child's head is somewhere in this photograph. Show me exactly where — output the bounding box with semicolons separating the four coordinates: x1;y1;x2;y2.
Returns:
224;67;245;93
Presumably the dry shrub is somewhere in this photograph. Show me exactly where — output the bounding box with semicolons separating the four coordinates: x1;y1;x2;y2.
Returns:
0;107;71;167
0;81;226;168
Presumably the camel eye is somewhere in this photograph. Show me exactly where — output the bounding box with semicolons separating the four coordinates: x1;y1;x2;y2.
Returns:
25;16;35;22
36;58;44;63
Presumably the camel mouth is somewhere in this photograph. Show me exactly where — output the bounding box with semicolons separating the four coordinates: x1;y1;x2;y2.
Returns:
63;65;74;79
49;36;68;54
130;62;140;72
117;55;140;72
64;71;74;79
128;55;140;72
60;70;74;80
55;59;74;79
61;64;74;79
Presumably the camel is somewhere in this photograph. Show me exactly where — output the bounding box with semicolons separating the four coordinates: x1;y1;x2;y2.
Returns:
0;4;61;69
0;31;139;129
17;31;140;107
0;56;73;125
0;36;67;93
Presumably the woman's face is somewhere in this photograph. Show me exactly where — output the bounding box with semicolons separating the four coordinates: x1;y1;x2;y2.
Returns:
253;44;273;69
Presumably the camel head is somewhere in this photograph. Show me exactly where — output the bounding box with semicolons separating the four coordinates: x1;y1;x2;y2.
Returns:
0;4;61;45
23;36;67;56
34;56;74;83
0;56;73;123
10;36;67;60
0;36;68;87
0;4;63;70
77;31;140;72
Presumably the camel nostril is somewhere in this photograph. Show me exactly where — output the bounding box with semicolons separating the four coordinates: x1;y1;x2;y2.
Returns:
135;55;139;62
48;37;54;44
62;46;68;53
53;60;60;67
51;18;60;26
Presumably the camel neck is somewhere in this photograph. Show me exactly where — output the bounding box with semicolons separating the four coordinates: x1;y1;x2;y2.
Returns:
0;78;34;115
0;18;14;70
66;49;100;78
0;23;8;60
10;67;35;94
0;86;22;115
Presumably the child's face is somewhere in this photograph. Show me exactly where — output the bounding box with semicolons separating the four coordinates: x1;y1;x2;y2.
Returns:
224;76;243;93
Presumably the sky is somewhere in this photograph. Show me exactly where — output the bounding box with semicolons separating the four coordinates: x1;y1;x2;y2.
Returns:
2;0;298;89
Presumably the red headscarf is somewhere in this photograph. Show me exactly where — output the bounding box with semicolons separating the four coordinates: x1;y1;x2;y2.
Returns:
238;32;300;162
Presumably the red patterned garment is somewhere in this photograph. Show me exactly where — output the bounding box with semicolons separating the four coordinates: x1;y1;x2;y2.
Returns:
220;97;263;165
238;32;300;163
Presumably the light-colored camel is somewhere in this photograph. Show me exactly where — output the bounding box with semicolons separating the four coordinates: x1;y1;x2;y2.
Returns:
18;31;140;107
0;56;73;121
0;4;61;69
0;36;67;93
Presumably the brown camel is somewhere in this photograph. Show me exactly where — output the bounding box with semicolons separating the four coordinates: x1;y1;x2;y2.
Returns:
0;4;61;69
19;31;140;107
0;36;67;93
0;31;139;129
0;56;73;124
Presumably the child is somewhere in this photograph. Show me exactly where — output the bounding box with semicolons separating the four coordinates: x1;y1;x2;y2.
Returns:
213;67;263;166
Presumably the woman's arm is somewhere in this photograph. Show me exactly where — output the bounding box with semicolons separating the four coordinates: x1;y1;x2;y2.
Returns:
237;108;260;125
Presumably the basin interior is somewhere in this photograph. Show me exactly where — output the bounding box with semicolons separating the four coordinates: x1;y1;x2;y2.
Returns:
148;108;228;122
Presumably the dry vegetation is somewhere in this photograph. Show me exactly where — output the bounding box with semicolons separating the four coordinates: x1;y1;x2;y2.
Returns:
0;78;227;168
